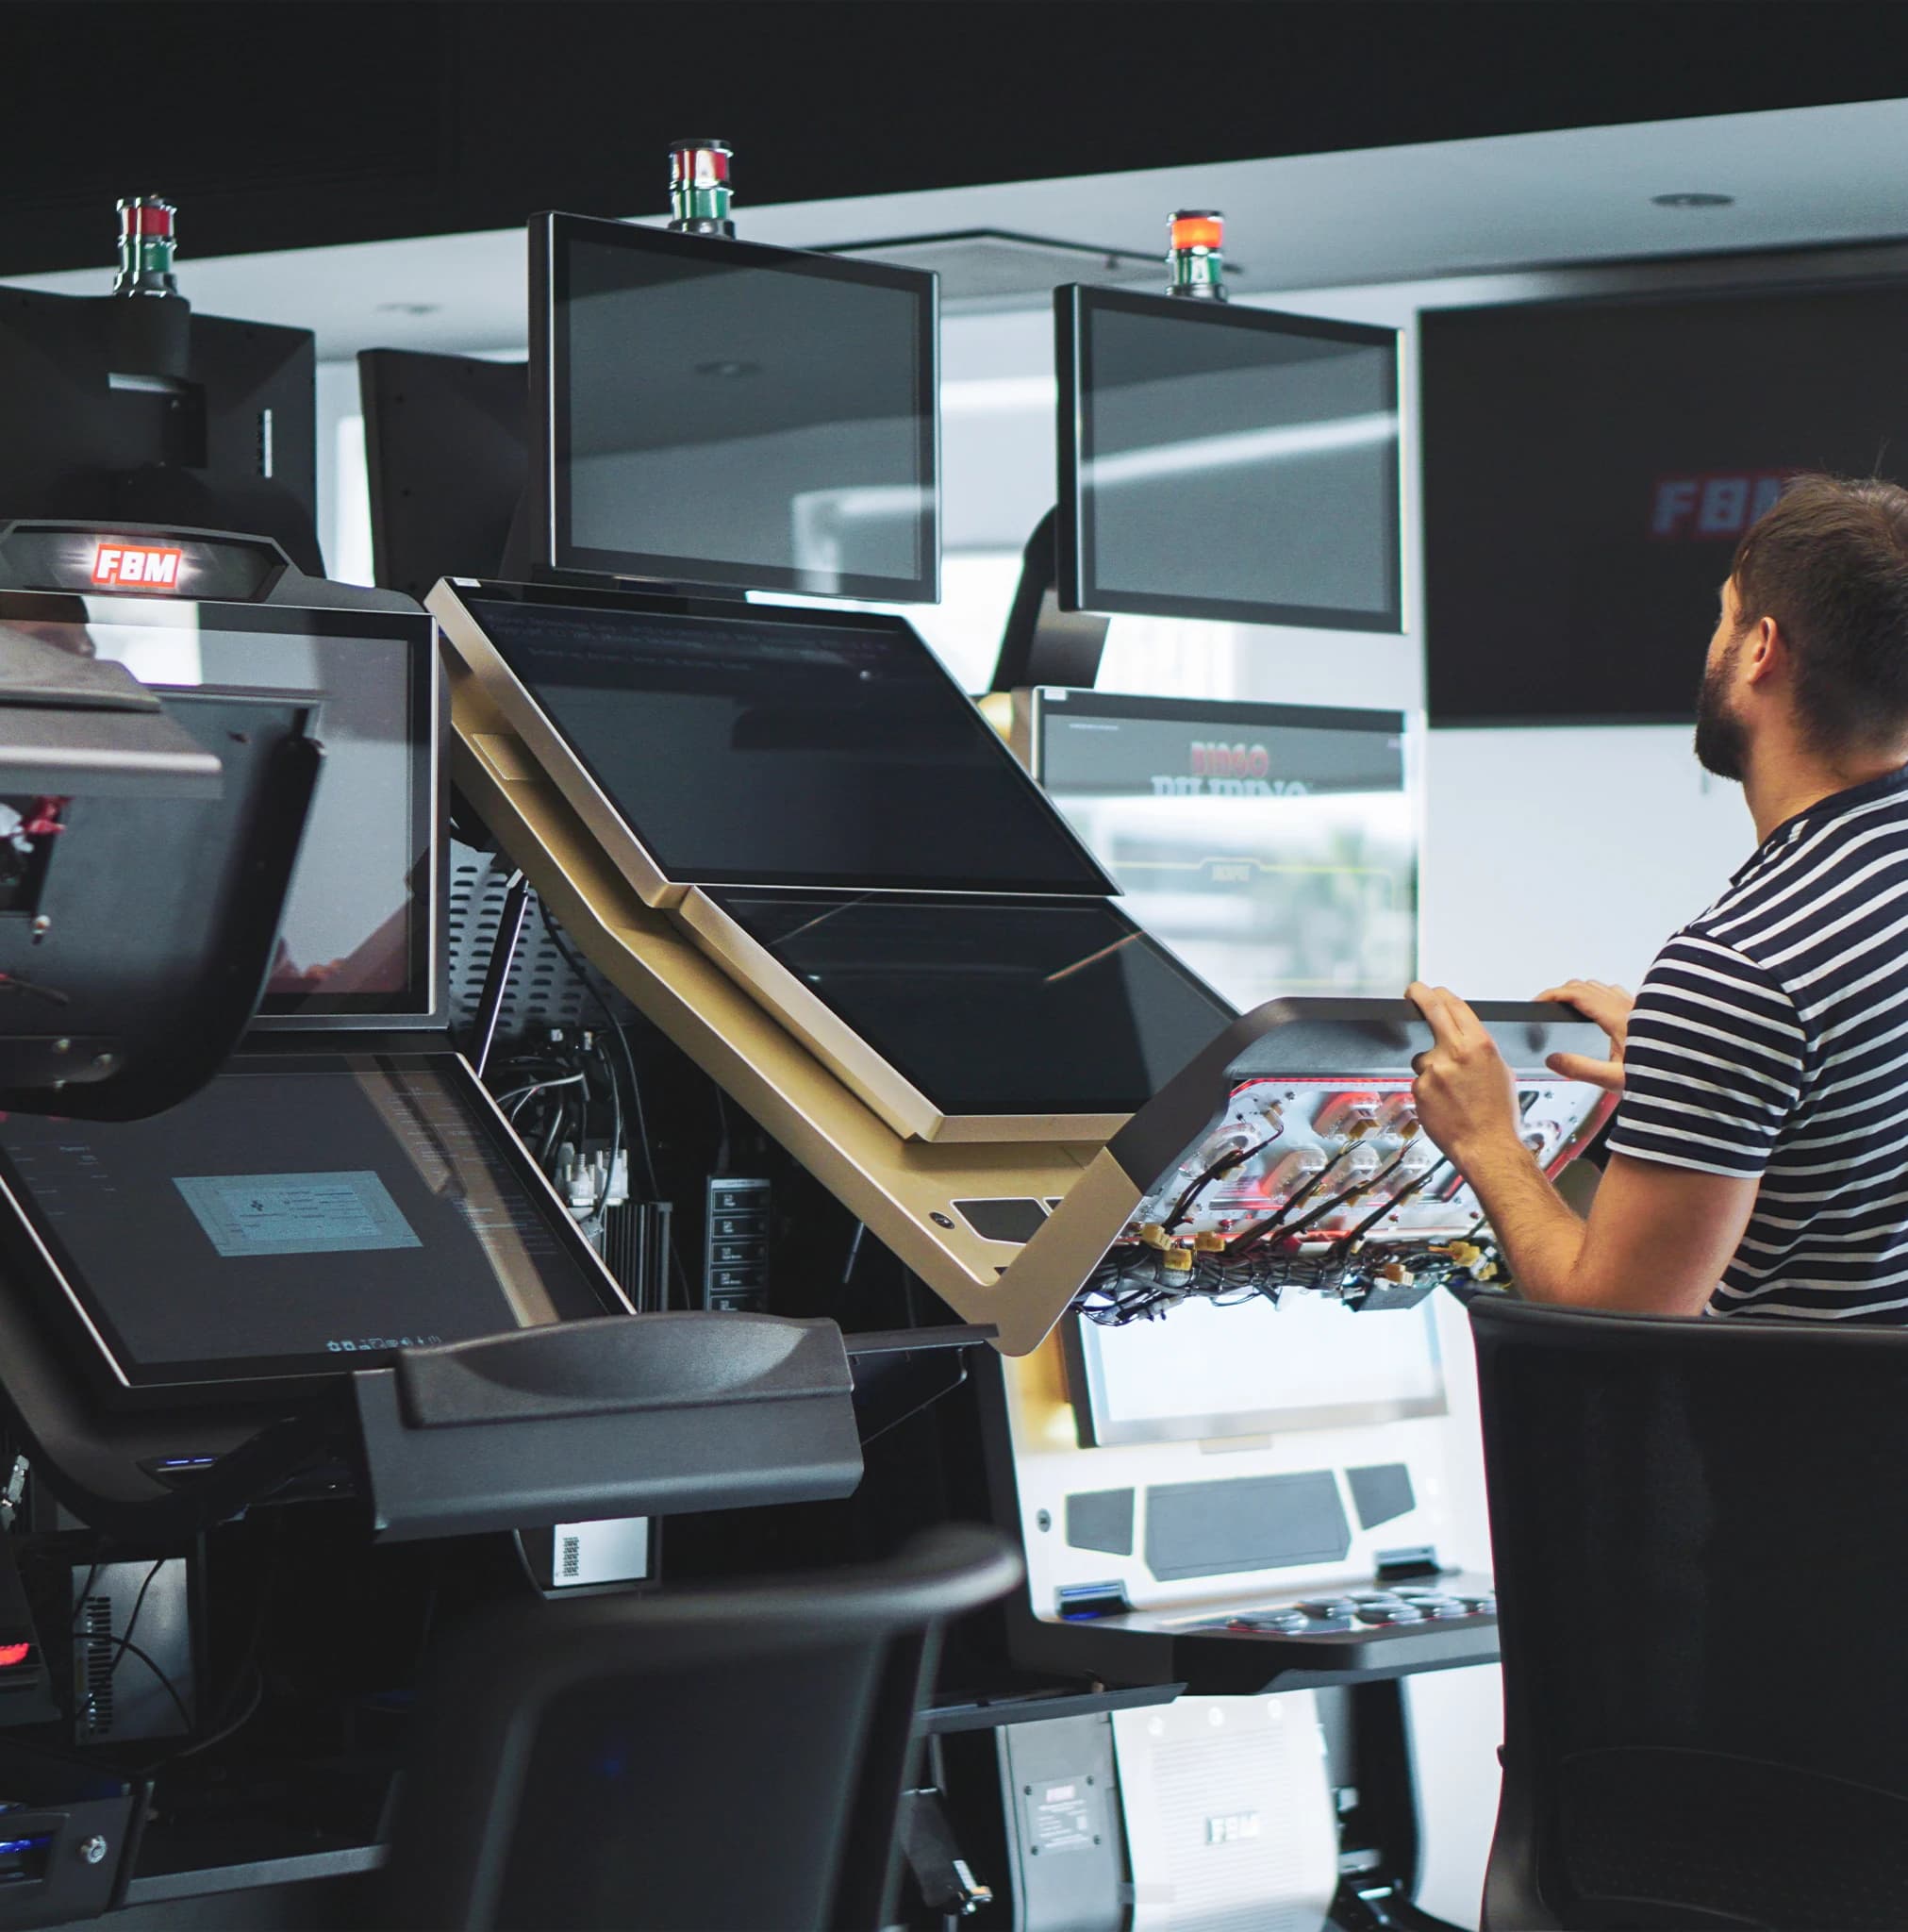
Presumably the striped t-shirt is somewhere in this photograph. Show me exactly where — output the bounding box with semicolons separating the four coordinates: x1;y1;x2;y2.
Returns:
1607;766;1908;1322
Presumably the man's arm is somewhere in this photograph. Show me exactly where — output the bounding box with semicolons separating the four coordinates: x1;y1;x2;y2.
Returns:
1407;981;1762;1316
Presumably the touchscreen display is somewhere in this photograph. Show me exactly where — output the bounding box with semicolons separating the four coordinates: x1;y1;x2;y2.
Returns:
0;1055;614;1391
709;890;1234;1118
0;597;435;1018
1068;288;1401;630
470;593;1109;894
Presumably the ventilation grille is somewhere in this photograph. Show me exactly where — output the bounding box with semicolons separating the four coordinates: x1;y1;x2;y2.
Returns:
445;840;589;1041
560;1537;581;1581
76;1596;114;1738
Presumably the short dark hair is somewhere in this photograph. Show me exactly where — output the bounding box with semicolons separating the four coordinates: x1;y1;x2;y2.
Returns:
1732;473;1908;750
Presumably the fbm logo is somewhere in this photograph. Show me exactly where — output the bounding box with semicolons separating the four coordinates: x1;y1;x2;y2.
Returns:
91;541;183;589
1649;473;1784;542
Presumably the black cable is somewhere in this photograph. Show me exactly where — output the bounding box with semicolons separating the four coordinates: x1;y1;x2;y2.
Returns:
539;902;657;1205
110;1637;194;1736
1164;1135;1277;1232
1280;1145;1417;1242
1224;1141;1367;1254
1340;1158;1454;1248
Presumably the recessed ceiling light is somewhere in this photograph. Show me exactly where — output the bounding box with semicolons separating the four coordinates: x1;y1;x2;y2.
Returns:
376;301;441;315
1651;192;1735;209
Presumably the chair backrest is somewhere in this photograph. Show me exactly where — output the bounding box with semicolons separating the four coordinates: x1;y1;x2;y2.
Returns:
1470;1296;1908;1932
380;1524;1022;1932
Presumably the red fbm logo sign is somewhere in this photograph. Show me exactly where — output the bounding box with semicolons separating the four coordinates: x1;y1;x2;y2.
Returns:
91;541;183;589
1649;473;1785;542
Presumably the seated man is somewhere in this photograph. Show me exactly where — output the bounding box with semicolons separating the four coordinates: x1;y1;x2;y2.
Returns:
1410;472;1908;1320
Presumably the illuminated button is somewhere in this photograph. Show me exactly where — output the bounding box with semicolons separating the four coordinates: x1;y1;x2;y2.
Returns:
1229;1611;1309;1635
0;1642;30;1671
1297;1597;1357;1616
1356;1604;1426;1625
1462;1594;1498;1616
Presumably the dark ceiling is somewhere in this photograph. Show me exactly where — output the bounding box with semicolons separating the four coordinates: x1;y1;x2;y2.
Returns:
8;1;1908;278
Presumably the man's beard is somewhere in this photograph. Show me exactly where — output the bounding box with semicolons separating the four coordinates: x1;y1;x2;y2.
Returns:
1694;635;1749;780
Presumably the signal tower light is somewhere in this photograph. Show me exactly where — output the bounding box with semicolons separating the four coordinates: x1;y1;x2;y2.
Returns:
668;140;736;238
1168;209;1227;301
114;194;179;299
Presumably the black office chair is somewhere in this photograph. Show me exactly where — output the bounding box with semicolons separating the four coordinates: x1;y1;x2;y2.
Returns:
379;1524;1021;1932
1470;1295;1908;1931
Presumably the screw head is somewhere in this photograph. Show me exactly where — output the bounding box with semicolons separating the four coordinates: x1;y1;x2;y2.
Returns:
930;1211;954;1229
51;1037;70;1055
79;1835;108;1866
1035;1509;1052;1532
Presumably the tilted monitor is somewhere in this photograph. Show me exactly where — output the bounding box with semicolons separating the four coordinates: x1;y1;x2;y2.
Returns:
0;591;442;1024
532;212;938;601
433;581;1234;1141
0;1048;626;1404
1056;285;1402;631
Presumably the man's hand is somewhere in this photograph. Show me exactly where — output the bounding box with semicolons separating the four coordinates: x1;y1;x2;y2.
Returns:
1536;978;1634;1092
1405;981;1522;1167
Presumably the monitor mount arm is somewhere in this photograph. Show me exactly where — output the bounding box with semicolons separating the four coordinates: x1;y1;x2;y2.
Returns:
987;507;1109;694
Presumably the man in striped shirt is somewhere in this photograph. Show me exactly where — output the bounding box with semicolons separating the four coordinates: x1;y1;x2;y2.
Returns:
1409;473;1908;1321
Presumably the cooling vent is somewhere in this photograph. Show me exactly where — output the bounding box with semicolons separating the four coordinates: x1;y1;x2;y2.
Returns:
821;229;1180;308
560;1537;582;1581
445;841;590;1041
76;1595;114;1738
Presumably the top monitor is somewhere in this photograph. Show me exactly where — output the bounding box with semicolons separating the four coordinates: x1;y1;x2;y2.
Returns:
1056;287;1402;632
531;212;938;602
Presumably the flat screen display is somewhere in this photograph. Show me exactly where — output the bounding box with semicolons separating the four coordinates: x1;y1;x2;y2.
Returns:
538;213;937;601
0;1053;617;1396
706;888;1234;1118
468;589;1111;894
1061;286;1402;630
1070;1291;1446;1446
1420;283;1908;724
1035;691;1416;1008
0;594;437;1019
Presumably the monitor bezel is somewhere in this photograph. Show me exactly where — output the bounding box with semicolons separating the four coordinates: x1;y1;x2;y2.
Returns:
531;211;942;603
430;576;1118;902
681;884;1236;1144
1055;284;1405;633
1021;685;1410;786
0;590;445;1028
0;1045;630;1408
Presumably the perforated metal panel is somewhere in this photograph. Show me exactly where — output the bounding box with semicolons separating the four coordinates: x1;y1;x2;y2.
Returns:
445;839;589;1041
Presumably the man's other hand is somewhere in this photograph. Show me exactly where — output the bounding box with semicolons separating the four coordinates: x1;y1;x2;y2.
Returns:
1536;978;1634;1092
1406;981;1521;1165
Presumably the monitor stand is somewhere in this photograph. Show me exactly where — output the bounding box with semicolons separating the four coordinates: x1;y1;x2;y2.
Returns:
987;507;1108;694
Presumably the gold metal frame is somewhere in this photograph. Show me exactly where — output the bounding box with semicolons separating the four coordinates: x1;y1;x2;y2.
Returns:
431;584;684;909
441;646;1136;1355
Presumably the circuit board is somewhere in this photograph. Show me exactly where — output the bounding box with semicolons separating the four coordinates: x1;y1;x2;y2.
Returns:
1076;1074;1615;1325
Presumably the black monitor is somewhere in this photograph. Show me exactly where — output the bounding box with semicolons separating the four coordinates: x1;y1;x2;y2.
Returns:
530;213;938;601
1056;286;1402;631
1027;689;1417;1008
0;1048;623;1403
458;584;1106;896
0;286;322;577
1419;283;1908;724
0;591;441;1024
360;349;526;601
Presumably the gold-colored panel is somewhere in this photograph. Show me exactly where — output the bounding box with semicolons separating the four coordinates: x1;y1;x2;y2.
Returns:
449;669;1130;1356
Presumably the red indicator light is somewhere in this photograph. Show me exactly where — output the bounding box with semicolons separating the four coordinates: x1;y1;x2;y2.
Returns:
0;1642;31;1670
1170;214;1223;253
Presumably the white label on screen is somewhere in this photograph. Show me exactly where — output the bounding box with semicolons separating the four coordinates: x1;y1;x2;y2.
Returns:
174;1171;422;1258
